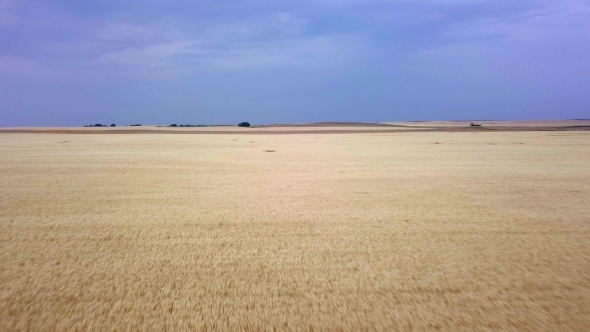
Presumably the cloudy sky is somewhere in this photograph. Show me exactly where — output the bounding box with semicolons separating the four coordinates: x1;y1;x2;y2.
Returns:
1;0;589;126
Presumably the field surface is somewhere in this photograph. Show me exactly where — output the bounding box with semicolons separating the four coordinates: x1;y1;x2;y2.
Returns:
1;129;589;331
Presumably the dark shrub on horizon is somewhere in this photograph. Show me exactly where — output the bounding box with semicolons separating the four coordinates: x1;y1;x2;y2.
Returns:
162;124;208;127
238;122;250;127
110;124;116;127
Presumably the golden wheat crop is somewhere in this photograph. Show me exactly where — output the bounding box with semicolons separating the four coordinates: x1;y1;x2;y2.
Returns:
1;131;589;331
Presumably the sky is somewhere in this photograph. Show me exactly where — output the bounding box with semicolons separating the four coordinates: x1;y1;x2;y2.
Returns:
1;0;589;126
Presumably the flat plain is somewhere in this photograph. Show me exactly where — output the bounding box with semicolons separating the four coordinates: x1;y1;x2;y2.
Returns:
1;126;589;331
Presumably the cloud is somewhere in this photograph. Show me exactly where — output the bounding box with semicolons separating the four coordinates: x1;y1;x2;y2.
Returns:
309;0;513;8
96;23;163;42
2;8;373;79
103;41;200;63
440;0;590;43
95;40;200;78
202;34;372;70
2;0;586;80
95;28;372;78
408;0;590;86
0;0;556;78
0;0;19;27
0;56;60;78
1;0;589;125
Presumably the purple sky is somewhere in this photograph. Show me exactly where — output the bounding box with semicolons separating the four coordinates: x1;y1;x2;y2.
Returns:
1;0;589;126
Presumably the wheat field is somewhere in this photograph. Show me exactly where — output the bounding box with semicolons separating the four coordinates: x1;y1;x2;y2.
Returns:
1;131;589;331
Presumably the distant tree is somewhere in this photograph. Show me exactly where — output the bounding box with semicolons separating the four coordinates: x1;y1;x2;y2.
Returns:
94;123;103;127
110;124;116;127
238;122;251;127
170;124;178;127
